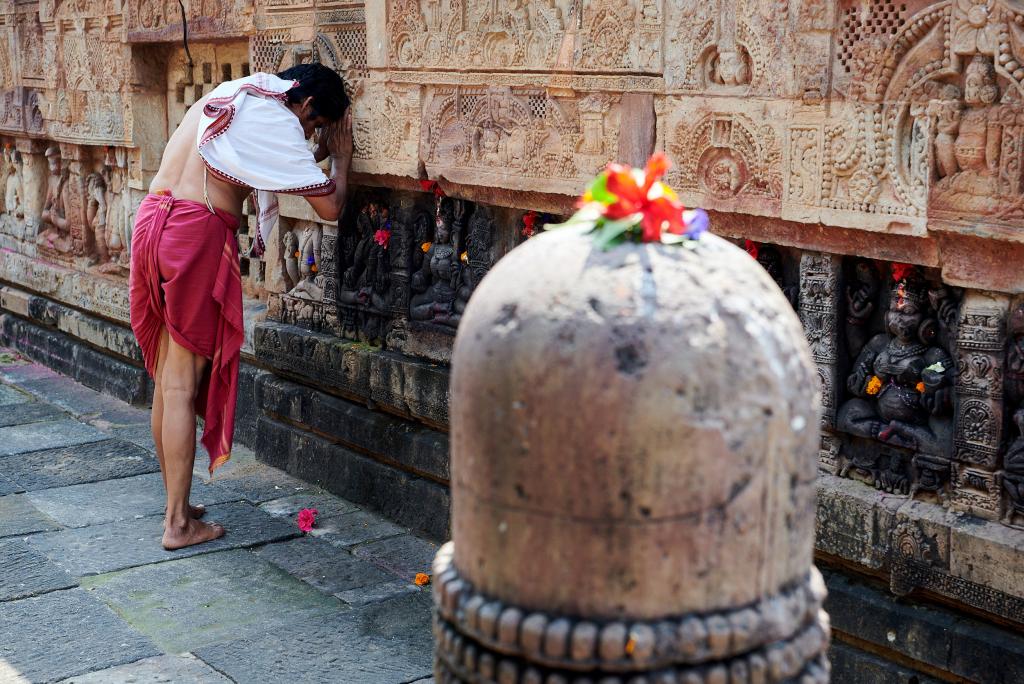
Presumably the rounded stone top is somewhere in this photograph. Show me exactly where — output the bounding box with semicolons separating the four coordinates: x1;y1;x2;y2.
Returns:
449;227;821;621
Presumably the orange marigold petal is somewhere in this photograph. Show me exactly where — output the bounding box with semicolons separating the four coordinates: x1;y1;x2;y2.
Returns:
414;572;431;586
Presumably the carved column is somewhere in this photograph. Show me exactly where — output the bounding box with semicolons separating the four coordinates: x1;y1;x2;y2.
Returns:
799;251;842;474
951;292;1010;521
436;230;830;682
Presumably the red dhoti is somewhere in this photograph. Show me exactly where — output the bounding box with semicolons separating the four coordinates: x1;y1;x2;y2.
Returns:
129;192;243;475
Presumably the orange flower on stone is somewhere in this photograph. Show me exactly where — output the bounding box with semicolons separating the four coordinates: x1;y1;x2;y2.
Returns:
625;634;637;656
866;375;883;396
414;573;431;586
916;381;926;393
421;242;433;253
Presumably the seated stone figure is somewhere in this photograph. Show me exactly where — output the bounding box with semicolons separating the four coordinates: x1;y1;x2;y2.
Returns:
411;199;464;328
837;271;954;482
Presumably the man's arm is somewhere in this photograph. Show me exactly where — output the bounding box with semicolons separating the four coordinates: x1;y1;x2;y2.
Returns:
306;110;353;222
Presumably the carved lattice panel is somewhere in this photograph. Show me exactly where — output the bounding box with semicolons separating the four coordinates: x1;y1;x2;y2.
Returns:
166;42;251;136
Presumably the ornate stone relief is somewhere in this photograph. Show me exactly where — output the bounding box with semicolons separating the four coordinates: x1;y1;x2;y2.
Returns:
421;86;619;195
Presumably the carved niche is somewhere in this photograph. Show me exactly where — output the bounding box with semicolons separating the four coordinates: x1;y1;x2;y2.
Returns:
835;262;960;502
815;0;1024;231
665;0;787;94
409;196;495;334
666;110;783;212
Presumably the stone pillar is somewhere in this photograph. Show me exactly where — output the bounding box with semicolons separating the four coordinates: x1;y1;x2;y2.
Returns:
435;229;831;682
951;291;1010;521
798;251;842;475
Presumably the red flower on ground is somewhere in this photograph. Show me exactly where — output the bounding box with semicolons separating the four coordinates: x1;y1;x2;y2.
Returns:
297;508;318;533
374;229;391;248
414;573;431;586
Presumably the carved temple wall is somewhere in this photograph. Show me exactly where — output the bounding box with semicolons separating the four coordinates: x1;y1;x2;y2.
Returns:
2;1;1024;677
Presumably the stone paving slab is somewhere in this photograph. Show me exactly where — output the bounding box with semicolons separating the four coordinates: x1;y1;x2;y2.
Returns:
12;375;149;425
82;549;346;654
0;383;30;406
27;472;244;528
0;588;159;683
255;536;398;597
0;418;109;456
314;508;407;548
352;532;440;582
0;493;62;538
195;591;434;684
0;362;60;386
335;577;420;607
0;537;76;601
0;438;159;491
259;492;360;520
0;473;22;496
197;459;315;504
28;501;300;576
0;400;68;428
56;654;232;684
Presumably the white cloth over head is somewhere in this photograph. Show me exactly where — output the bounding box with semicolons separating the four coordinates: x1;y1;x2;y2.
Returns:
196;73;335;256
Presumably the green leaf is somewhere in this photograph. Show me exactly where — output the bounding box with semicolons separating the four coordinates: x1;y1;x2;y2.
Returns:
585;172;618;206
547;204;603;234
594;215;640;250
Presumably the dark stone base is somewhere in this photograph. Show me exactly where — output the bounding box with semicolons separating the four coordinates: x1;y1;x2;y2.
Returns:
254;372;450;541
823;567;1024;682
0;312;152;406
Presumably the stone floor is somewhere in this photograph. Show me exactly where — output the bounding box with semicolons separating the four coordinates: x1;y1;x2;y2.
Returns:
0;347;437;684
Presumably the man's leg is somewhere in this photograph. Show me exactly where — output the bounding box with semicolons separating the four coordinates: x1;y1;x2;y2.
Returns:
159;334;224;550
152;327;205;524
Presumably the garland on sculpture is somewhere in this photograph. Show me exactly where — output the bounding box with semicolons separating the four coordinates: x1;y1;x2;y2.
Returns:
551;152;709;249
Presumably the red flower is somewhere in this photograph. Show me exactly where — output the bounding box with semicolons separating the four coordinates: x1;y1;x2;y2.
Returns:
602;152;686;242
522;211;538;238
373;229;391;248
297;508;318;533
745;240;759;259
891;262;914;282
420;180;445;198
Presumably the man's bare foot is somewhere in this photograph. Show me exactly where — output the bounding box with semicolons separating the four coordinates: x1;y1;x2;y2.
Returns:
162;504;206;527
162;518;226;550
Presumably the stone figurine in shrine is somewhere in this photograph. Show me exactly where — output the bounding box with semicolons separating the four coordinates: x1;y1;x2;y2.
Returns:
454;206;492;317
283;229;300;290
410;198;465;329
3;146;22;219
1003;303;1024;524
288;222;323;301
755;243;797;309
838;268;956;486
357;205;391;312
85;169;110;267
100;152;131;272
37;145;71;253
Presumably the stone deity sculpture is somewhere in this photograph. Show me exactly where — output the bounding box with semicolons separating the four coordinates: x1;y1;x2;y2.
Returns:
283;228;300;290
931;55;1003;211
38;146;71;253
85;168;109;266
845;259;880;359
837;270;955;488
100;155;131;271
411;199;464;328
288;222;323;301
454;207;493;316
3;146;22;219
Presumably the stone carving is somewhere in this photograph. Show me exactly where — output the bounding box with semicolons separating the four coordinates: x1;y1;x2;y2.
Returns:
1003;301;1024;525
287;221;324;301
338;199;393;342
667;109;782;210
411;199;467;330
837;265;957;498
37;145;72;254
2;146;23;219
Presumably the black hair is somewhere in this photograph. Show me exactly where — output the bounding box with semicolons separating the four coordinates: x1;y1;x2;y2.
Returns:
276;63;350;121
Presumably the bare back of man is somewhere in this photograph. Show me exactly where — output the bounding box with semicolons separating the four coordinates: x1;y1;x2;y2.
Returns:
143;79;351;551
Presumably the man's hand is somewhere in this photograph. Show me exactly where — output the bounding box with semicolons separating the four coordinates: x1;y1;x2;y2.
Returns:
329;109;354;164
